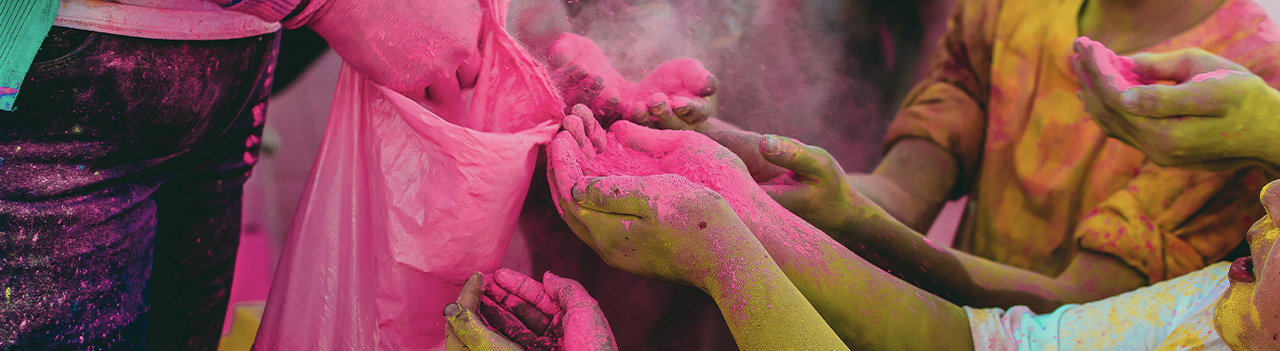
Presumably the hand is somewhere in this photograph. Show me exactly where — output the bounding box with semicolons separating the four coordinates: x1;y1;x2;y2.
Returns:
548;117;765;290
469;269;618;351
306;0;483;117
549;33;718;130
445;273;522;351
756;135;882;231
1072;41;1280;173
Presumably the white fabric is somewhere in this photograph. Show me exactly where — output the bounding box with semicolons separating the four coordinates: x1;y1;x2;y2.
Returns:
53;0;280;40
967;262;1232;351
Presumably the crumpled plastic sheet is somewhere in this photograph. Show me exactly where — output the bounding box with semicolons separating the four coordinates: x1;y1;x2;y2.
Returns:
252;0;564;347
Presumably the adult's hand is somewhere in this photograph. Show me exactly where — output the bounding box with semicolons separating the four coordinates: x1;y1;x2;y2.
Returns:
474;269;619;351
549;33;718;130
305;0;484;118
1072;43;1280;173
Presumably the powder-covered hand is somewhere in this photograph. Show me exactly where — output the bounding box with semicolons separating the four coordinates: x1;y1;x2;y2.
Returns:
756;135;883;231
445;273;523;351
304;0;483;116
1072;42;1280;173
455;269;618;351
548;122;766;290
549;33;718;130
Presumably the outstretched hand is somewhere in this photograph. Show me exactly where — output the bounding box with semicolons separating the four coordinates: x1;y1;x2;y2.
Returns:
754;135;883;231
1072;40;1280;173
549;34;718;130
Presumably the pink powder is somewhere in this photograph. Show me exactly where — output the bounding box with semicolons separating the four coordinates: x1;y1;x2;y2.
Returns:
1074;37;1154;90
0;86;17;95
1190;69;1240;82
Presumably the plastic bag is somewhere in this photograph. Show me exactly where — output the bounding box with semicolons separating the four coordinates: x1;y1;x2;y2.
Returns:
252;0;564;348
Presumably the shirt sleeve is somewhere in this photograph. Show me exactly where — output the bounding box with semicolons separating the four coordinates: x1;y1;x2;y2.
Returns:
1075;165;1269;283
883;0;1001;198
965;262;1230;351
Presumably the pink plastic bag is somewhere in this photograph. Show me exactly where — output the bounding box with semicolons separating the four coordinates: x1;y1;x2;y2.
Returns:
253;0;563;348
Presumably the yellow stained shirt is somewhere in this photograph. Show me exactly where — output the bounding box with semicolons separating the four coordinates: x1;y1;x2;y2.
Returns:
887;0;1280;282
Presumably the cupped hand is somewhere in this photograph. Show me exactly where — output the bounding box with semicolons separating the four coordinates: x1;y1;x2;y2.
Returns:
549;33;718;130
307;0;484;118
451;269;617;351
445;273;522;351
755;135;882;231
1072;42;1280;173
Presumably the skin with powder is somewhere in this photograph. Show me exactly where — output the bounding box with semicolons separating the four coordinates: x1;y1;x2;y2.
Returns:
447;100;1280;350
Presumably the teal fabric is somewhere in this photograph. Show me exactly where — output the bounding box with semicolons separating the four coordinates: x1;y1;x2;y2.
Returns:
0;0;59;111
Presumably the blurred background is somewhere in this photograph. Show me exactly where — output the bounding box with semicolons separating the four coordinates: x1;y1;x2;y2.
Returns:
220;0;1280;341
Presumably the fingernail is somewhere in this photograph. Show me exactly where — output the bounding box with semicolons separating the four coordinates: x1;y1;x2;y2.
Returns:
571;183;586;202
648;101;666;115
1120;89;1139;108
443;302;461;318
763;135;783;156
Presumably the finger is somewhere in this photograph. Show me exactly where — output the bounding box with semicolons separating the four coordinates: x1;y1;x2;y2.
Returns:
550;132;589;209
647;93;692;130
555;65;589;93
563;113;590;149
622;100;655;128
488;269;559;334
549;167;597;248
572;104;608;152
758;182;821;210
1128;48;1248;82
479;295;542;347
671;96;711;126
702;130;789;182
493;269;562;316
758;135;842;181
1073;39;1127;107
1119;78;1237;117
569;175;654;218
446;324;472;351
593;87;624;126
457;272;485;312
645;58;718;97
543;272;618;351
445;303;523;351
608;119;688;155
1261;180;1280;220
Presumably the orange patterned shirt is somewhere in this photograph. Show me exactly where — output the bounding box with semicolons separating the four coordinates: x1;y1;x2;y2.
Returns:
886;0;1280;282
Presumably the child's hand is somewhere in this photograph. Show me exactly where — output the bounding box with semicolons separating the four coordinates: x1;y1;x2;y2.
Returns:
1072;44;1280;173
549;34;718;130
756;135;883;231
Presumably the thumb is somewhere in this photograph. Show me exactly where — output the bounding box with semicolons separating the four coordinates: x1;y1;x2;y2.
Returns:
444;303;522;351
571;175;684;218
1262;180;1280;222
759;135;840;181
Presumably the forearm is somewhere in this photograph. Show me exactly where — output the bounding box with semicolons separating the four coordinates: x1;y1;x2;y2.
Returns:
834;213;1143;313
738;197;973;350
702;241;849;351
848;138;958;231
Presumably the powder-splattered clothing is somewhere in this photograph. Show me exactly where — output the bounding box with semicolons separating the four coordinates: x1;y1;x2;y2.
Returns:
886;0;1280;282
965;261;1230;350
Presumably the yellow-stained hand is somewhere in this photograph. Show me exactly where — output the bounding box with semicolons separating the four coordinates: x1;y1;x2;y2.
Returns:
445;273;522;351
1073;44;1280;173
756;135;884;231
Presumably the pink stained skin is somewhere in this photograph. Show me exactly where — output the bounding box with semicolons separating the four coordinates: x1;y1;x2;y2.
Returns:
1074;37;1155;91
548;112;974;349
1189;68;1240;82
549;33;718;129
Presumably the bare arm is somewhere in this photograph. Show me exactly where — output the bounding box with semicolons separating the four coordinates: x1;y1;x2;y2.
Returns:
848;138;958;231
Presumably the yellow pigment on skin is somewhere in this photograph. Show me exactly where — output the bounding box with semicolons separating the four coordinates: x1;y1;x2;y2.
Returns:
1214;283;1259;350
